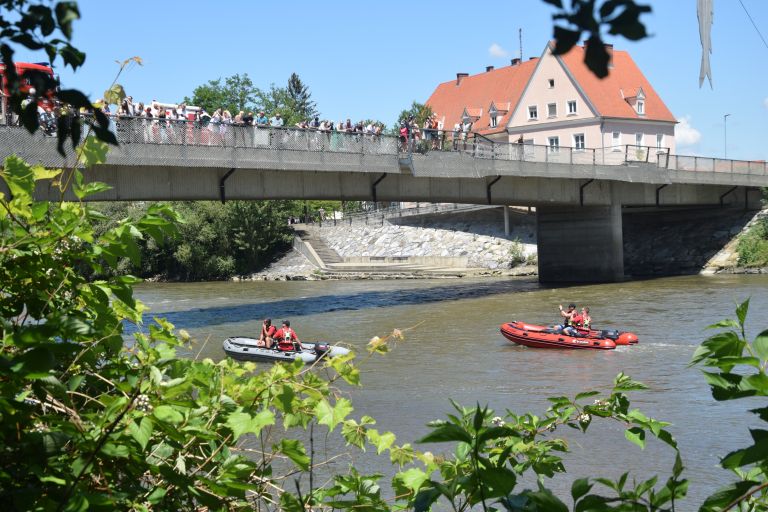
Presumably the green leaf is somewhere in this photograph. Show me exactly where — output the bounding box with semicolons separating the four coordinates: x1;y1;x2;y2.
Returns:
279;439;310;470
575;390;600;400
315;398;353;432
624;426;646;449
390;443;415;467
103;83;126;106
736;298;750;326
100;442;130;458
700;480;759;511
721;437;768;469
367;428;396;455
753;329;768;360
395;467;429;492
128;417;153;451
571;477;593;502
225;409;274;440
153;405;184;425
78;136;110;167
418;423;473;445
523;487;569;512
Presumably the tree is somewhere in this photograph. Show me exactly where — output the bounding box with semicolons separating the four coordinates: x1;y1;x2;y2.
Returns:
394;101;433;132
184;73;258;114
286;72;318;122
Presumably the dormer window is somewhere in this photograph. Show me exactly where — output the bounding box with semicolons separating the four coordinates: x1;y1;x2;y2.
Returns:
488;103;499;128
625;87;646;115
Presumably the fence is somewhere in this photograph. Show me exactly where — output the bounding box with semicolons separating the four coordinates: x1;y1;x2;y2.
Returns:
6;113;768;177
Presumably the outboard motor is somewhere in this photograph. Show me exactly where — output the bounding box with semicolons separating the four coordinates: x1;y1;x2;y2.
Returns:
314;344;330;357
601;329;619;341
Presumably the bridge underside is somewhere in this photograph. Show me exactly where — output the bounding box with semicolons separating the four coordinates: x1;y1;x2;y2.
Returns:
25;165;762;209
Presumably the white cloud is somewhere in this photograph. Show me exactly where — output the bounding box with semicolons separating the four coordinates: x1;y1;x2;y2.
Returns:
675;116;702;147
764;97;768;109
488;43;509;58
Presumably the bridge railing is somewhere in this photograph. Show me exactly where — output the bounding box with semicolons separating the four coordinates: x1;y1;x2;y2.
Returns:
405;129;670;167
103;115;400;156
7;116;767;177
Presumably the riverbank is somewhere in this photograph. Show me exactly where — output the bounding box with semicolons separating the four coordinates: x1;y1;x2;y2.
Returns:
246;206;766;281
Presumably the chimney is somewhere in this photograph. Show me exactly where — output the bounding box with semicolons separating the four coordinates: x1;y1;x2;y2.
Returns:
485;65;494;72
456;72;469;85
605;43;614;68
510;58;521;66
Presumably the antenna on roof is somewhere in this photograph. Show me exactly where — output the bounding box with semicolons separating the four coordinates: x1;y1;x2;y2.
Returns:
518;28;523;62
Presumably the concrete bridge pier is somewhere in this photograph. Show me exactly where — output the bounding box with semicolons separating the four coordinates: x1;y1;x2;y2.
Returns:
536;203;624;283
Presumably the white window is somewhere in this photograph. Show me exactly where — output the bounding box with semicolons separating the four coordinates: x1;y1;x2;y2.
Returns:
528;105;538;120
490;113;498;128
636;100;644;115
547;103;557;117
548;136;560;153
635;133;644;147
612;131;621;151
573;133;585;150
656;133;663;149
548;78;555;88
567;100;577;115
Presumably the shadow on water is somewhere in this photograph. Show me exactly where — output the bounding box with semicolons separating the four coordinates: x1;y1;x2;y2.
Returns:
125;278;542;334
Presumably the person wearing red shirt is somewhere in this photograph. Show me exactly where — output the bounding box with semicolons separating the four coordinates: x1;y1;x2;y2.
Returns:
258;318;277;348
273;320;302;352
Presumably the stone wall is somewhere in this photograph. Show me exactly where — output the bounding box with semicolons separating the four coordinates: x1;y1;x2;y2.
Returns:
622;207;760;276
318;207;537;270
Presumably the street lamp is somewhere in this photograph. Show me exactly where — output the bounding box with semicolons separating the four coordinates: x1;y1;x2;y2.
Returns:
724;113;731;159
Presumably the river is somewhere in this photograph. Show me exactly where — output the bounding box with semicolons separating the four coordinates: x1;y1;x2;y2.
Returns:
134;274;768;509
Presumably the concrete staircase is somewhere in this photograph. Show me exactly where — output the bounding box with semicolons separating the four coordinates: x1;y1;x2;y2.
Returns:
293;229;343;264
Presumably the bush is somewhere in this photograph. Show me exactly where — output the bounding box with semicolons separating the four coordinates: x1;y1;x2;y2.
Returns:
737;217;768;267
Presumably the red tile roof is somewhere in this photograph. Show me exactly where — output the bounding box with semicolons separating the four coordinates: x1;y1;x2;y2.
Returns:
425;59;538;135
425;43;676;137
558;45;676;122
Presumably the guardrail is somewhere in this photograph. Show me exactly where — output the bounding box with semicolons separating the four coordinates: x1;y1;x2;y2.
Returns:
5;115;767;177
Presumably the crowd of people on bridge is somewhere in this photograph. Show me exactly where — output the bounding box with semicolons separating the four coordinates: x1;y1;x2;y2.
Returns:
17;90;484;154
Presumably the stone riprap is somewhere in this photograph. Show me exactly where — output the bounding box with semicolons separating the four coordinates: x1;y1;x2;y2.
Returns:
320;208;537;270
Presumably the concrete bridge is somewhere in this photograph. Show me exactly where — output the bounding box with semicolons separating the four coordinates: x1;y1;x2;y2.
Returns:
2;118;767;283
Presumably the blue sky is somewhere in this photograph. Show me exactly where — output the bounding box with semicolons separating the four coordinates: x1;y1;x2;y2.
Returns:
14;0;768;161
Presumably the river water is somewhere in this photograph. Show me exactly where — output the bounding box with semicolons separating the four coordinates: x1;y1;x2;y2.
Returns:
134;275;768;508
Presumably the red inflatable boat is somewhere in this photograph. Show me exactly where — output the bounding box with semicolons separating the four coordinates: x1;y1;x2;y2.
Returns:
579;327;638;346
500;321;618;350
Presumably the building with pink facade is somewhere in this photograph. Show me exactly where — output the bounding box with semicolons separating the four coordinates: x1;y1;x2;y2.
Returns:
426;41;677;157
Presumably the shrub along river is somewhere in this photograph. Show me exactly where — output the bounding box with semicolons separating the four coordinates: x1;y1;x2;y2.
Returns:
134;274;768;507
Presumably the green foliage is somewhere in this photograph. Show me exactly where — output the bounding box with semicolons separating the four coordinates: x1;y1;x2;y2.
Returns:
89;200;298;280
406;374;686;512
0;150;404;510
691;299;768;510
546;0;651;78
183;73;259;115
737;217;768;267
286;72;318;122
395;101;433;132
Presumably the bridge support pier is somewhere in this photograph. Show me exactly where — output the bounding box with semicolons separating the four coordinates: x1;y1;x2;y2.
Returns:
536;204;624;283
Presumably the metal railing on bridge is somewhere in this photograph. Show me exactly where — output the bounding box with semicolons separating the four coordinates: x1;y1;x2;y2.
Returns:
4;115;767;178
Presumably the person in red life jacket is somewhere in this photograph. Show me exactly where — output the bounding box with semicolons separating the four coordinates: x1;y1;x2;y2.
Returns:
258;318;277;348
580;307;592;329
558;303;580;336
273;320;302;352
